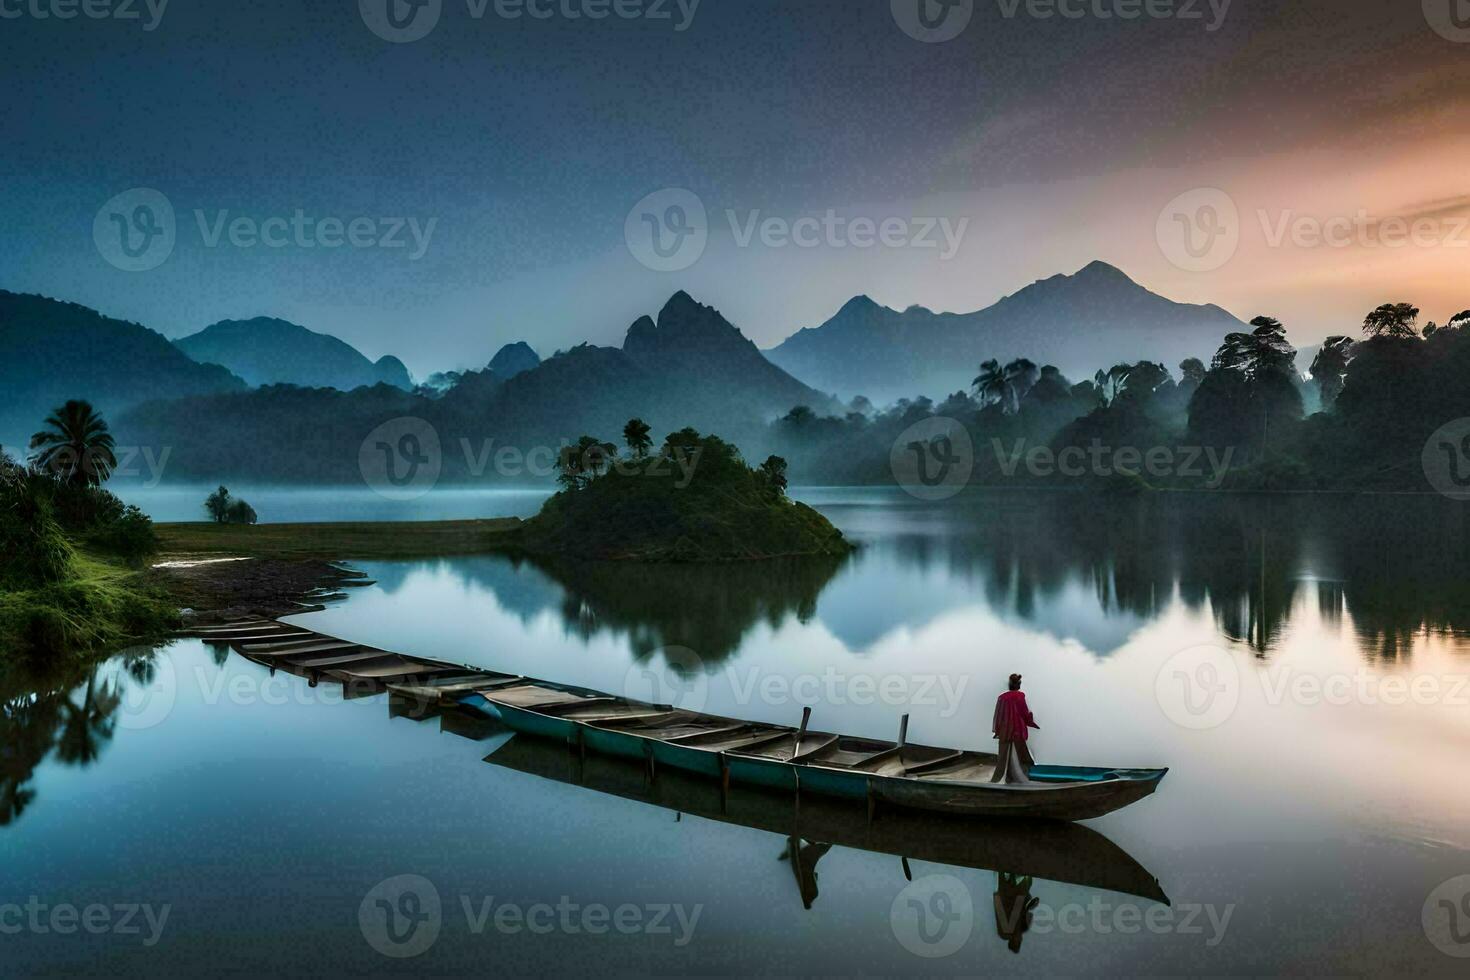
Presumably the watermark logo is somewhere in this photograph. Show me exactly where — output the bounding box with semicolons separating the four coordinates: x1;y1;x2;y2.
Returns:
1424;875;1470;958
625;188;707;272
891;416;974;501
0;899;170;946
0;0;170;29
360;0;443;42
1424;0;1470;43
1155;645;1239;730
1422;419;1470;501
1157;187;1239;273
622;645;708;713
890;874;974;958
94;188;175;272
891;0;974;43
359;417;442;501
360;875;443;958
116;654;177;732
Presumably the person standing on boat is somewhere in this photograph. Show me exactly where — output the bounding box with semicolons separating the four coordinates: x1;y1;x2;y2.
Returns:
990;674;1039;784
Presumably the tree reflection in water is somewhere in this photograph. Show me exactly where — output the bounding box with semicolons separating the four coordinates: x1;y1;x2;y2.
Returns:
0;645;162;827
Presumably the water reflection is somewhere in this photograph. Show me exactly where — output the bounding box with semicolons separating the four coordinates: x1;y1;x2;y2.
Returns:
833;491;1470;661
0;648;161;826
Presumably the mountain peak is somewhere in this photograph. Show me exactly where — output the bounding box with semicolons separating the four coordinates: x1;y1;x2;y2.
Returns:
488;341;540;380
1071;260;1136;286
837;294;883;316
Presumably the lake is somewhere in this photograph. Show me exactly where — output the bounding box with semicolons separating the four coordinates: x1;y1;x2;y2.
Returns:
4;488;1470;974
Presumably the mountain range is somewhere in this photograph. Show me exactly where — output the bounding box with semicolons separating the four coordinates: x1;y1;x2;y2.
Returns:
0;290;244;451
116;292;838;483
174;317;413;391
767;261;1247;403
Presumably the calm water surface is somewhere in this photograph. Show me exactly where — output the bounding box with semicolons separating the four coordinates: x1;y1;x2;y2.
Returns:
5;489;1470;975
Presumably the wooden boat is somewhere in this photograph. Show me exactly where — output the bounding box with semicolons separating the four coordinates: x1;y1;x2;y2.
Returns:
197;618;1167;820
485;733;1169;904
462;688;1167;822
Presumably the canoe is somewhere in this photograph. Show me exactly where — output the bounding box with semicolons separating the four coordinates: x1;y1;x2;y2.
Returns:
462;684;1167;822
485;733;1169;904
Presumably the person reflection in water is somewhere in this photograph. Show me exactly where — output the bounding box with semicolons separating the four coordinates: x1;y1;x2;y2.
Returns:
990;673;1039;784
993;872;1039;953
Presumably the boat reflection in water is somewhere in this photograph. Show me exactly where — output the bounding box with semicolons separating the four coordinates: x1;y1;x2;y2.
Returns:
481;727;1169;942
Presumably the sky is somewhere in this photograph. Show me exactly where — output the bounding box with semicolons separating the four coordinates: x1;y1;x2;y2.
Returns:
3;0;1469;379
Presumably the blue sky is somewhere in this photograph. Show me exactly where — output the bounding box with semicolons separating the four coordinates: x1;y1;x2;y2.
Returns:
3;0;1466;378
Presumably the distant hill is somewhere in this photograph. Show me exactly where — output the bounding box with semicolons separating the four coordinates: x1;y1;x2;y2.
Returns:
175;317;413;391
767;261;1246;403
489;342;540;379
120;292;838;484
0;290;244;450
437;291;839;448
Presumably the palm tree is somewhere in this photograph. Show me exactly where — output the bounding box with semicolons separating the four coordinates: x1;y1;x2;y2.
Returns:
29;400;118;487
53;673;121;768
1002;358;1039;413
972;360;1007;409
623;418;653;459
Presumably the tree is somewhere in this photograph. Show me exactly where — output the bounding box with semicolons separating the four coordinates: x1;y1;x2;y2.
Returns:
782;405;816;427
1002;358;1040;413
972;359;1007;409
1309;336;1355;411
225;499;258;525
1362;303;1420;340
623;418;652;459
622;419;651;458
1212;316;1297;380
758;455;789;498
1179;358;1206;387
1447;310;1470;333
28;400;118;487
205;486;232;523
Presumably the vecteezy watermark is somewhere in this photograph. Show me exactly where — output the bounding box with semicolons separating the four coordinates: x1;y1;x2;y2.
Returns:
1423;0;1470;44
358;876;702;957
1256;208;1470;252
360;0;700;43
94;188;176;272
93;189;437;270
890;876;1233;958
993;0;1230;30
892;0;1230;42
891;875;974;958
891;0;973;42
992;439;1234;487
727;209;968;261
1156;644;1470;730
1157;187;1240;273
1155;645;1241;730
0;0;169;30
624;647;972;718
891;417;975;501
1424;875;1470;958
358;420;706;499
360;417;444;501
625;188;708;273
1422;419;1470;501
0;898;171;946
624;189;970;272
360;875;443;959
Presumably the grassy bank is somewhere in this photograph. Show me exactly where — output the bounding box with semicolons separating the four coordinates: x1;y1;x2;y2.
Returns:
155;518;522;561
0;550;179;660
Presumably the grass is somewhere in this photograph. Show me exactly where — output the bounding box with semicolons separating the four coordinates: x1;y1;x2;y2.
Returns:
0;550;179;660
154;519;523;561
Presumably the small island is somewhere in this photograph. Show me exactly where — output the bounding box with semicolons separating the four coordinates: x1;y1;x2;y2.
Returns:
510;423;852;562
